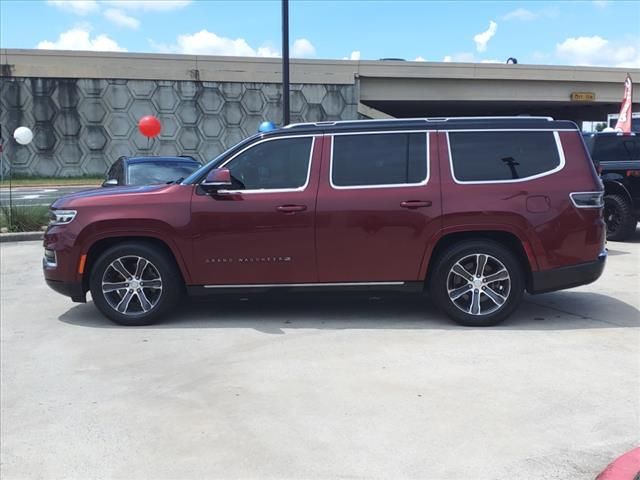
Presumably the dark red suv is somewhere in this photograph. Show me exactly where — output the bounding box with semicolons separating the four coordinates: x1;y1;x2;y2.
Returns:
44;117;606;326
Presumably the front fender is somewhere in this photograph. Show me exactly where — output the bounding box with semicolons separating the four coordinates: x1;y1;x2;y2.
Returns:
76;219;194;285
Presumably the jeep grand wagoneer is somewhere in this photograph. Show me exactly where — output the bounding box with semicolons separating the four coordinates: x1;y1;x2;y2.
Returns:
44;117;606;326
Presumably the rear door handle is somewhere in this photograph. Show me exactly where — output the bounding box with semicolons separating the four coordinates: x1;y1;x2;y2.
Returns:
276;204;307;213
400;200;432;209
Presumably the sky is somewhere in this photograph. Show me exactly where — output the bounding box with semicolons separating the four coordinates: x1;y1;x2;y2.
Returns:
0;0;639;67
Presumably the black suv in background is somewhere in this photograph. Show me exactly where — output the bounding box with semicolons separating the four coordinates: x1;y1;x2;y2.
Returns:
583;132;640;240
103;156;201;187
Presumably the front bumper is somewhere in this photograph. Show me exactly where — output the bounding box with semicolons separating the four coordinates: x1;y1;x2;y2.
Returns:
43;224;87;303
529;250;607;294
45;278;86;303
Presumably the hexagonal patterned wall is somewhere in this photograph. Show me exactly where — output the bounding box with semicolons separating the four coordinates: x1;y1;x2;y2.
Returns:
0;78;360;177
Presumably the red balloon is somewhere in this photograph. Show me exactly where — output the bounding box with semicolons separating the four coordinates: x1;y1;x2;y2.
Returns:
138;115;161;138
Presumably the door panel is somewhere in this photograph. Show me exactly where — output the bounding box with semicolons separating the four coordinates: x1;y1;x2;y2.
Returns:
190;136;322;285
315;132;441;282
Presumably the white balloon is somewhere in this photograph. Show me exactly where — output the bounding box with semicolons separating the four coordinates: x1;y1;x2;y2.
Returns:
13;126;33;145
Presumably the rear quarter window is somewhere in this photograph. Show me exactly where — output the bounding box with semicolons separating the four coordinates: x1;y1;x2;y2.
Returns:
448;131;563;182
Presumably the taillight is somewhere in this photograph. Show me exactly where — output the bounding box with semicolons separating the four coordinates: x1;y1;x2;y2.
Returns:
570;192;604;208
626;170;640;177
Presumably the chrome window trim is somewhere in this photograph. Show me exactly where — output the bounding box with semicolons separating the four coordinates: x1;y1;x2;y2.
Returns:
211;134;316;195
329;130;431;190
446;130;567;185
446;128;576;133
204;281;405;289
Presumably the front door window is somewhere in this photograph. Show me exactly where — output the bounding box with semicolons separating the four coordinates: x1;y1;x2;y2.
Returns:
225;137;313;191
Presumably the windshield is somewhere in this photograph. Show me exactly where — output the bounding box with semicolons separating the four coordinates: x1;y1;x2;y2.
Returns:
128;162;200;185
182;134;261;184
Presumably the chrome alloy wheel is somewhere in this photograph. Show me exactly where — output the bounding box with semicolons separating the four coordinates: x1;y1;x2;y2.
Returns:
446;253;511;316
101;256;163;315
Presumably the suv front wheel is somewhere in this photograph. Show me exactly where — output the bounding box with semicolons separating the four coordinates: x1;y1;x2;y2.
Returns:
89;242;182;326
430;240;524;326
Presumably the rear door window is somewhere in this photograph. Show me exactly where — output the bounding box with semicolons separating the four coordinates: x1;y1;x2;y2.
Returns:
331;132;428;187
448;131;562;182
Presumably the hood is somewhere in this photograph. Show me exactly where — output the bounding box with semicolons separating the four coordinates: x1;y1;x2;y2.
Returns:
51;184;175;208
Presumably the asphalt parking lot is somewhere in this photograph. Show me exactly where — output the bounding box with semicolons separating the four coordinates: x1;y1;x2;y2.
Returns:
0;186;94;207
1;233;639;480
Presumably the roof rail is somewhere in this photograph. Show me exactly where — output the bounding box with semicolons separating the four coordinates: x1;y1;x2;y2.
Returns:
439;116;554;121
283;116;555;129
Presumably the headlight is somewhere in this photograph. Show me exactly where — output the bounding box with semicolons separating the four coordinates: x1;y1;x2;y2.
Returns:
48;209;77;226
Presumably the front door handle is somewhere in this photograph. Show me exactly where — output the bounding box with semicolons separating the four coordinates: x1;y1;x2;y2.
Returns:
277;204;307;213
400;200;432;209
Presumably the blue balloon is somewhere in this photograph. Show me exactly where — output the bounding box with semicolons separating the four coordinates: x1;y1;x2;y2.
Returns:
258;121;277;132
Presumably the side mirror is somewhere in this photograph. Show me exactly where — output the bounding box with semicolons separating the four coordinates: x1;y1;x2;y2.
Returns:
201;168;232;192
103;178;118;187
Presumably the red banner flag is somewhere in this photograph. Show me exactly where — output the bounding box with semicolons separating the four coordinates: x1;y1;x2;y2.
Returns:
615;74;633;133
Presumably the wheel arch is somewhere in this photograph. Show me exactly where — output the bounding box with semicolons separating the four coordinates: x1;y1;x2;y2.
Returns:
82;235;190;292
422;230;534;292
603;179;633;203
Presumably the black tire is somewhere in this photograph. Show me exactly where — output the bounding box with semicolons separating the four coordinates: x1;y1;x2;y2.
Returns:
603;194;636;241
430;240;525;326
89;242;182;326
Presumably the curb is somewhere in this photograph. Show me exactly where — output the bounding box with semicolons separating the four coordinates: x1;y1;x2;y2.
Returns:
0;232;44;243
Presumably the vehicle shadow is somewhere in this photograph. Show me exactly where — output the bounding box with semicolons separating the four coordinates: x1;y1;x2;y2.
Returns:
614;224;640;244
58;290;640;333
605;225;640;255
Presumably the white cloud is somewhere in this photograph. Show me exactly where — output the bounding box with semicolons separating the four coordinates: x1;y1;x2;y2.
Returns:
502;8;537;21
291;38;315;58
473;20;497;52
414;56;426;61
443;52;475;63
37;27;126;51
502;7;558;21
102;0;191;11
593;0;609;7
47;0;99;15
442;52;502;63
342;51;361;60
152;30;279;57
104;8;140;28
555;35;640;67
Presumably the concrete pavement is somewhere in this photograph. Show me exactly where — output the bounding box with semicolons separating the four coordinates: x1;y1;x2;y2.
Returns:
1;236;639;479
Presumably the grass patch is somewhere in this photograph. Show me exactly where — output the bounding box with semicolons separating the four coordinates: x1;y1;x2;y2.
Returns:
0;175;103;187
0;205;49;232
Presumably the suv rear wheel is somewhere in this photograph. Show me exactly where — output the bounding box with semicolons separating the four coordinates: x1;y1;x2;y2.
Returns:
430;240;524;326
89;242;182;326
603;194;637;241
